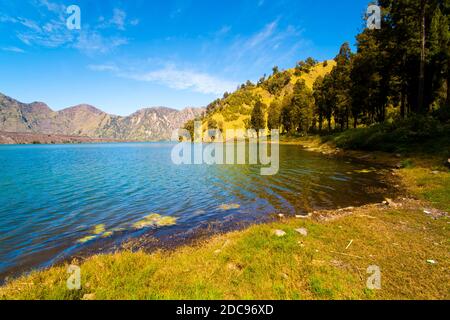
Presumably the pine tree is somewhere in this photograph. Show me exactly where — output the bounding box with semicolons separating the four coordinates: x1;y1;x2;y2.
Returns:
291;80;315;134
268;100;282;130
250;101;266;135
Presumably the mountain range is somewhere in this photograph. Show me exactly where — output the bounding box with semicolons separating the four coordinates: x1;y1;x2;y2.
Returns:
0;92;204;142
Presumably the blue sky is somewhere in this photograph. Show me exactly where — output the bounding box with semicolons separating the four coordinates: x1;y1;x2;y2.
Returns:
0;0;371;115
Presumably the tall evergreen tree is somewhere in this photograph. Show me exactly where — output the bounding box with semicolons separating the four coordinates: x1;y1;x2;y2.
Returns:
268;100;282;130
250;101;266;135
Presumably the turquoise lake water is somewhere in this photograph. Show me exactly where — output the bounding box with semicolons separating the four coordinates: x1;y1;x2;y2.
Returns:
0;143;391;279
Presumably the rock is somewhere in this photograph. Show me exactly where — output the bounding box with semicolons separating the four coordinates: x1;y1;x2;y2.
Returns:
227;263;238;271
295;228;308;236
395;163;403;169
395;153;402;158
295;213;311;219
431;171;440;175
423;208;448;219
82;293;96;300
274;230;286;237
384;198;399;207
277;214;285;219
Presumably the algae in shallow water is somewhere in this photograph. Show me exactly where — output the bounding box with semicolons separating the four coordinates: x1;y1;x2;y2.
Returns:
92;224;106;235
101;231;113;238
133;213;177;229
77;224;109;243
77;235;97;244
354;169;376;174
218;203;241;211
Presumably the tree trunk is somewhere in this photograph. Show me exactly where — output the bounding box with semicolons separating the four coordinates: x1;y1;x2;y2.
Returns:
418;0;426;114
319;114;323;132
400;84;406;119
447;55;450;116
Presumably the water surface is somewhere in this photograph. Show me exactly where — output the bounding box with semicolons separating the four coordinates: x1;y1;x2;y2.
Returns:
0;143;391;280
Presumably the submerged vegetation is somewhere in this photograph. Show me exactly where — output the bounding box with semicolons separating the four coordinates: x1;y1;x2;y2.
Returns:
133;214;178;229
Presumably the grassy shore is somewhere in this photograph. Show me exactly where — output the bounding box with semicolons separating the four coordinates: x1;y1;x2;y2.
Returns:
1;132;449;300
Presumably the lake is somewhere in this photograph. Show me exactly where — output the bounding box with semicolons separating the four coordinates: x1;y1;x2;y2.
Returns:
0;143;392;280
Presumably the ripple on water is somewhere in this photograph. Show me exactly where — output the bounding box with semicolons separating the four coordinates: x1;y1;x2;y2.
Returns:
0;143;392;279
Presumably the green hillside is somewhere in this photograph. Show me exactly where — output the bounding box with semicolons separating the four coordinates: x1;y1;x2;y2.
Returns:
186;59;336;135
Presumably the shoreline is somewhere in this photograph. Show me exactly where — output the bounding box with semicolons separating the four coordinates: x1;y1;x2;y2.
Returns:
0;131;124;145
1;136;448;299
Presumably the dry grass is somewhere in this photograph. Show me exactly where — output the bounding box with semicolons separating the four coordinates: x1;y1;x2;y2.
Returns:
1;203;448;300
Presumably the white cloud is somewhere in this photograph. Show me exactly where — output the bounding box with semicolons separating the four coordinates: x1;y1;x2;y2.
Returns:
129;66;237;95
2;46;26;53
2;1;129;54
215;25;231;37
88;64;119;72
98;8;139;30
17;17;42;32
219;20;308;74
90;63;238;95
35;0;65;14
111;9;126;30
247;21;277;48
74;32;128;55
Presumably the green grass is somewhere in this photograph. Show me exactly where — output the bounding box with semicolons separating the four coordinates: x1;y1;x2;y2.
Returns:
401;165;450;212
322;116;450;156
1;201;448;300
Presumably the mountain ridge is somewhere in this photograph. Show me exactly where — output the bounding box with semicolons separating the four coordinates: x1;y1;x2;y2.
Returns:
0;92;205;142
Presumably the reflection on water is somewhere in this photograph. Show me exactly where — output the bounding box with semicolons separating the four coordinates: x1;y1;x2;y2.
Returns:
0;143;391;279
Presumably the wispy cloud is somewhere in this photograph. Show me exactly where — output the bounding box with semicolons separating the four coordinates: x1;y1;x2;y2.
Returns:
89;63;238;95
2;1;131;54
127;66;238;95
247;21;278;48
87;64;119;72
216;20;310;75
35;0;65;13
98;8;136;30
1;46;26;53
75;33;128;55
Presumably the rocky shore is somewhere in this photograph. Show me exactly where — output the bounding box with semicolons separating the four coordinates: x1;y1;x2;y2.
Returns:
0;131;122;145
